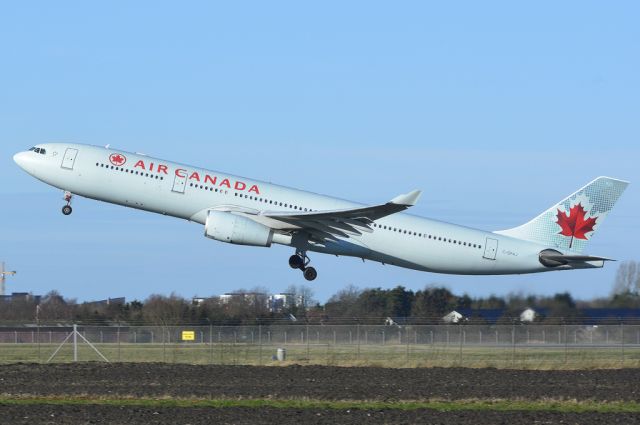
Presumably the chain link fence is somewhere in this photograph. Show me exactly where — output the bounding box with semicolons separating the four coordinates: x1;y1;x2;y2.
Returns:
1;324;639;368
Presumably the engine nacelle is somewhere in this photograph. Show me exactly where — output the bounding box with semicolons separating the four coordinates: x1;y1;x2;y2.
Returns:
204;211;274;247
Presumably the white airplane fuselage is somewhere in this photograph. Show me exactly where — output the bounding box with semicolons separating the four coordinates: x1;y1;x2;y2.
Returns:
13;143;613;278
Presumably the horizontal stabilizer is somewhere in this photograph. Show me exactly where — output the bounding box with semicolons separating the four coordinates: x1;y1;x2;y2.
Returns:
539;249;613;268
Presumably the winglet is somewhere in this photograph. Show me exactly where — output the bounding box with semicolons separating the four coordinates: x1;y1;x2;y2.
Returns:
390;190;422;206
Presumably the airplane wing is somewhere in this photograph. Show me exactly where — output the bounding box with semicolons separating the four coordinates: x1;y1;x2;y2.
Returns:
257;190;421;243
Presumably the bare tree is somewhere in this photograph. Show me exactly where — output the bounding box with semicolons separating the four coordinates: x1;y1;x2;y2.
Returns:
612;261;640;295
284;284;317;310
142;293;189;325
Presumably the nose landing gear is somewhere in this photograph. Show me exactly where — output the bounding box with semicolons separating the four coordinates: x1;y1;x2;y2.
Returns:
289;250;317;281
62;191;73;215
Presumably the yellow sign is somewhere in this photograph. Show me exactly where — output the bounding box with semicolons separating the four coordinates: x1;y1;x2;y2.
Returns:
181;330;195;341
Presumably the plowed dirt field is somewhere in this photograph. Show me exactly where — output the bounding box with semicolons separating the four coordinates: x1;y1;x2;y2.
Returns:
1;363;639;424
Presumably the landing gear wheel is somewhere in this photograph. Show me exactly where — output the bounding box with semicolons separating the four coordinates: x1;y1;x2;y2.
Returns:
289;255;305;269
62;205;72;216
303;267;317;281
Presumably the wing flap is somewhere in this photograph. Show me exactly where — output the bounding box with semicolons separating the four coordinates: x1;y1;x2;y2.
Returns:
259;189;421;242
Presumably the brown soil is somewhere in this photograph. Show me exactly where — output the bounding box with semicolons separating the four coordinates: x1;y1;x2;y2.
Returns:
1;363;639;401
1;405;639;425
1;363;639;424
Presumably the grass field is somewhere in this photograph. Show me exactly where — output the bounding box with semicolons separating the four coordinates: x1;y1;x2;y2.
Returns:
3;396;640;414
2;342;639;369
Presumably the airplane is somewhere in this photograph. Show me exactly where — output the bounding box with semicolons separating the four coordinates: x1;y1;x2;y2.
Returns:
14;143;628;281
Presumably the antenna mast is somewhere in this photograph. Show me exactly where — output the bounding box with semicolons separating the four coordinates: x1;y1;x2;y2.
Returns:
0;262;17;296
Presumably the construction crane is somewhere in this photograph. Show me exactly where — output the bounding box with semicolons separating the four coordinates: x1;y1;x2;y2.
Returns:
0;262;17;297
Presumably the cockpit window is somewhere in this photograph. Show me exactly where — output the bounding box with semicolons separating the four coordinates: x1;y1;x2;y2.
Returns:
29;147;46;154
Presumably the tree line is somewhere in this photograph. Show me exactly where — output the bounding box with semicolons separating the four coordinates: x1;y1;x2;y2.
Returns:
1;261;638;325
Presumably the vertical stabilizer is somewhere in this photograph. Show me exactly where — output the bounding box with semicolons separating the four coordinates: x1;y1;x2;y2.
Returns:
494;177;628;253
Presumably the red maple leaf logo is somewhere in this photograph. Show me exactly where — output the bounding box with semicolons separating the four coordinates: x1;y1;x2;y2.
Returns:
109;153;126;166
556;203;597;248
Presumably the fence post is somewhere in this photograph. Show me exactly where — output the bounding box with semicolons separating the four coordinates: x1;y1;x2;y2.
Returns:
73;324;78;362
621;322;625;365
511;323;516;366
306;323;310;363
459;327;463;365
37;320;41;363
258;324;262;366
117;323;121;362
563;324;568;364
406;327;410;364
356;323;360;361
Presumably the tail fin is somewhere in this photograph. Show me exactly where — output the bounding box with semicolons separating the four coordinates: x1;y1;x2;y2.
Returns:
495;176;629;253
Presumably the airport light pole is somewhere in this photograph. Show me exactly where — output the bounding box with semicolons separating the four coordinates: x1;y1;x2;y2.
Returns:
0;262;17;296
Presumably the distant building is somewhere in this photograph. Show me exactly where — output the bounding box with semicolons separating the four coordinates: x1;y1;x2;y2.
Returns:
520;308;537;322
216;292;267;306
457;308;506;324
442;310;464;324
268;293;294;313
83;297;125;308
194;292;305;312
267;293;307;313
0;292;42;304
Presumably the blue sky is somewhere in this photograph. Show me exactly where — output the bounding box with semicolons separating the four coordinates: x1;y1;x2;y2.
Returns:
1;2;638;303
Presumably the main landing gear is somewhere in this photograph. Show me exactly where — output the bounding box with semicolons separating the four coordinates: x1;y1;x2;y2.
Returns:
289;250;317;281
62;191;73;215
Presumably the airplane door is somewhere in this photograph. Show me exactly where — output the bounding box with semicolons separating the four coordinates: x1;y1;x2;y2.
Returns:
61;148;78;170
483;237;498;260
172;172;187;193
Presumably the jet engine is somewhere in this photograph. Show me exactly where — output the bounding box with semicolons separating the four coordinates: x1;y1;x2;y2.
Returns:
204;211;274;247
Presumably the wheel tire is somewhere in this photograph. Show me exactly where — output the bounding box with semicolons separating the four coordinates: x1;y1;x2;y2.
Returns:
62;205;72;216
289;255;304;269
303;266;317;281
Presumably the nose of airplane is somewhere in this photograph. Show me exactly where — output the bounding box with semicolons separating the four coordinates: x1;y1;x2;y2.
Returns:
13;151;32;172
13;152;26;168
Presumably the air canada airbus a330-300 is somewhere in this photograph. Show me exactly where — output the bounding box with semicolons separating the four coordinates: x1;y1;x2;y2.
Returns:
14;143;629;281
